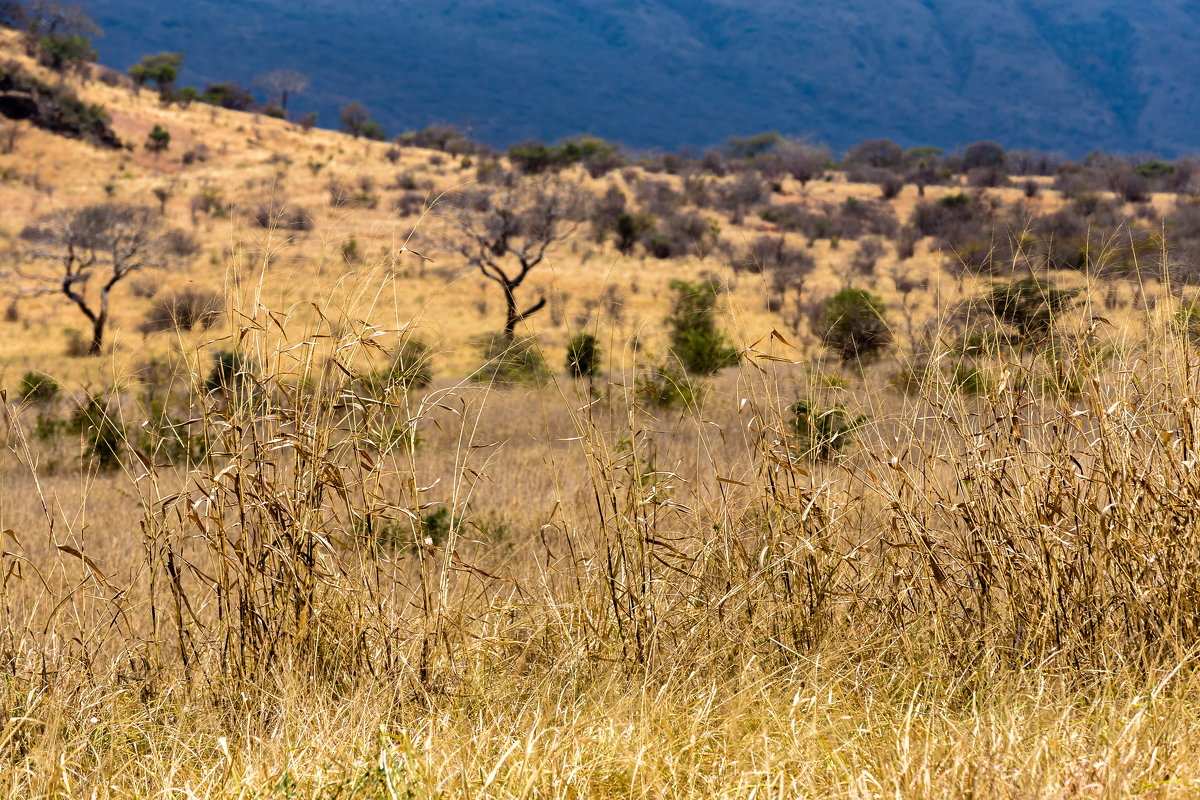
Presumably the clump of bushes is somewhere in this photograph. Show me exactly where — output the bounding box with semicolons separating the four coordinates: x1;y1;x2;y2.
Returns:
635;362;706;410
69;394;125;470
139;289;222;334
253;200;313;232
473;335;551;385
644;212;714;259
18;371;60;404
789;399;867;459
566;332;601;378
812;288;892;362
986;277;1079;341
0;60;120;148
366;339;433;394
508;137;622;177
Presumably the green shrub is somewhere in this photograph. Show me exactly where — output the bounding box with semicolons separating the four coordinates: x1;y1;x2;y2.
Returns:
566;332;602;377
34;412;63;441
1174;300;1200;346
128;52;183;93
145;124;170;153
367;339;433;394
360;505;459;552
474;335;550;385
36;34;96;73
813;288;892;362
789;399;867;459
205;350;259;407
18;371;59;404
938;192;971;209
986;277;1078;341
635;362;706;411
615;211;654;254
950;361;992;396
667;280;738;374
69;395;125;470
1135;161;1175;179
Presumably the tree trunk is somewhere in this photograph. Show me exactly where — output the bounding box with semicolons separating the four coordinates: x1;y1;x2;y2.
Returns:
88;313;104;355
503;284;519;339
89;286;111;356
501;283;547;339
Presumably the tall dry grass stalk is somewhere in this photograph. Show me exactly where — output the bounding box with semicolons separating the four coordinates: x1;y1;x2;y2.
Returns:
5;222;1200;797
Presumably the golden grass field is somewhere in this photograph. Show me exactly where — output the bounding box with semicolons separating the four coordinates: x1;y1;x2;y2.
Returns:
6;27;1200;799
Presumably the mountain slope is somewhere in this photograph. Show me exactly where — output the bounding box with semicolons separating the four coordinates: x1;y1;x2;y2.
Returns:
83;0;1200;155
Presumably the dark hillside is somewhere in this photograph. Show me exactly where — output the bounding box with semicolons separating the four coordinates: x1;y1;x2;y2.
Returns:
84;0;1200;155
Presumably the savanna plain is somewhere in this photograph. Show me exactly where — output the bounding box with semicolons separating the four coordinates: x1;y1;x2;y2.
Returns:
6;23;1200;799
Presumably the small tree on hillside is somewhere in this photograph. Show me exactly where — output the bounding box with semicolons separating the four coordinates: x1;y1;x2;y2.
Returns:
202;82;256;111
846;138;904;169
962;141;1006;171
451;177;581;339
667;279;738;374
129;52;183;95
7;204;195;354
779;140;831;188
145;123;170;153
254;69;308;112
340;102;384;140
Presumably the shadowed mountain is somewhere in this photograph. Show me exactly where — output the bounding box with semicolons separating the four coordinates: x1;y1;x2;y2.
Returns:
84;0;1200;155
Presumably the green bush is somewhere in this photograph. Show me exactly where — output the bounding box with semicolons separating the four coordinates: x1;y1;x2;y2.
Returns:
36;34;96;73
635;362;706;411
205;350;259;408
18;371;59;404
566;332;602;377
367;339;433;394
128;52;183;93
1175;300;1200;346
145;124;170;153
813;288;892;362
474;335;550;385
69;395;125;470
789;399;867;459
508;137;619;175
667;279;738;374
34;412;63;441
615;211;654;254
986;277;1079;341
360;505;460;553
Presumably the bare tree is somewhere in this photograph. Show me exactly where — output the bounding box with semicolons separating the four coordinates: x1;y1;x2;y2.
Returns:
779;140;831;188
7;204;195;355
7;0;98;39
451;177;581;338
254;69;309;112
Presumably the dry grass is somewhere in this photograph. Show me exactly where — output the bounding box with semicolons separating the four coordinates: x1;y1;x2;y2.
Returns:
7;30;1200;799
5;256;1200;796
